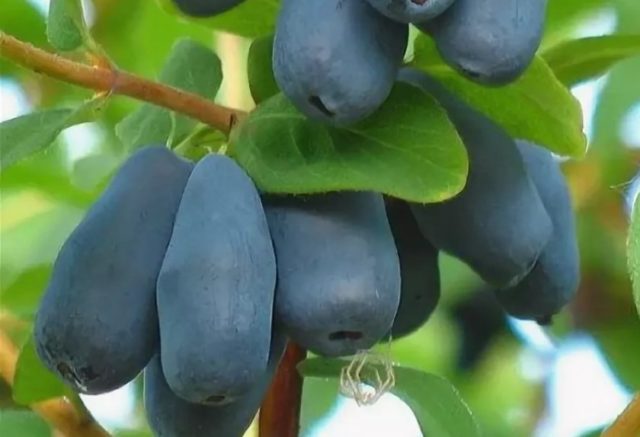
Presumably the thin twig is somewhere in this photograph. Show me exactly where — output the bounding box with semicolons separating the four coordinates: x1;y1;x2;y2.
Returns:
259;342;307;437
0;330;110;437
602;393;640;437
0;31;246;135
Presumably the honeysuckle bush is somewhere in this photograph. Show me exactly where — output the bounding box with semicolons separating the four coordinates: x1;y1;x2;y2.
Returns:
1;0;640;436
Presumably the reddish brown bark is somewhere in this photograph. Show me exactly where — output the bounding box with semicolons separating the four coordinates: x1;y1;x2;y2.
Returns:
0;31;244;135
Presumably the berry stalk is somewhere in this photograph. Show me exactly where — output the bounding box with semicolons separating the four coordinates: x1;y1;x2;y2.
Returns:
259;342;307;437
0;31;245;135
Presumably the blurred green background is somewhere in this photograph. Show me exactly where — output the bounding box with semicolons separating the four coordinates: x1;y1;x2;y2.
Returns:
1;0;640;436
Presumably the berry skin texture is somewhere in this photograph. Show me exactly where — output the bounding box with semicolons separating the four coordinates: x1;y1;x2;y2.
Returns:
399;68;552;287
386;199;440;339
417;0;547;85
157;154;276;405
172;0;245;17
495;140;580;321
364;0;455;24
273;0;408;126
144;328;288;437
264;192;401;357
34;146;193;395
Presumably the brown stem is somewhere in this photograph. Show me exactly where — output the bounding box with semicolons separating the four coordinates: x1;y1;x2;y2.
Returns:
602;393;640;437
259;342;307;437
0;31;246;135
0;330;111;437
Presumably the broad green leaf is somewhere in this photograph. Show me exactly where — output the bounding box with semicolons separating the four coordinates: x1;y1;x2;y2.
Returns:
71;151;120;191
300;378;338;435
0;410;49;437
0;109;74;171
0;265;51;318
47;0;84;51
543;35;640;86
13;334;69;405
155;0;279;38
232;84;468;203
411;33;440;68
412;39;586;157
116;106;172;151
628;196;640;317
174;125;228;161
116;38;222;151
159;39;223;144
0;98;107;170
248;34;279;104
299;357;481;437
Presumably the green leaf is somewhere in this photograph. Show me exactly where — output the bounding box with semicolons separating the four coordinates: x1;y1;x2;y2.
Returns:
155;0;279;38
0;98;104;171
13;334;69;405
232;84;468;203
71;151;120;191
628;196;640;317
116;38;222;151
543;35;640;86
174;125;228;161
248;34;279;104
0;265;51;318
0;410;50;437
412;37;586;157
159;39;223;144
0;109;74;171
411;33;441;69
299;357;481;437
300;378;338;434
47;0;85;51
116;105;173;151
